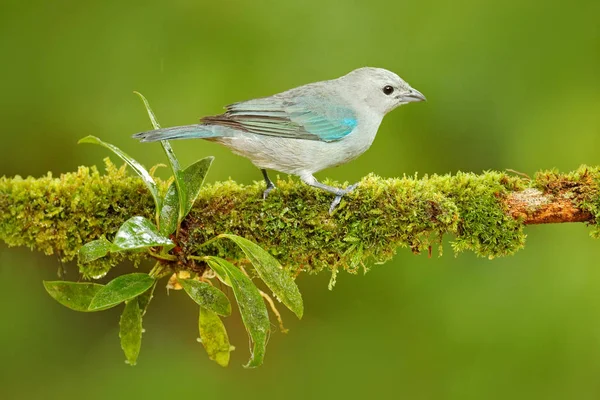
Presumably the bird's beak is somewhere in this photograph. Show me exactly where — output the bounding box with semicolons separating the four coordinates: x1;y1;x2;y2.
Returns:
399;88;427;103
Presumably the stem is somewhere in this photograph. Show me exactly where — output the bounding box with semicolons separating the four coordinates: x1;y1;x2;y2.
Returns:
148;250;177;262
189;256;210;262
195;236;221;249
260;289;288;333
149;262;172;279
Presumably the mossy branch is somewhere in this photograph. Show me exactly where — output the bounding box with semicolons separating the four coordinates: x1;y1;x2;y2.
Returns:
1;160;598;279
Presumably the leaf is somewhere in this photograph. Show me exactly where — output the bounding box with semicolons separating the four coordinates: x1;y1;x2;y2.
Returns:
165;154;186;228
119;298;143;366
111;216;174;252
78;135;161;212
133;91;161;130
43;281;105;312
181;157;214;217
133;92;186;233
158;181;179;236
133;92;213;233
155;129;187;234
206;257;269;368
179;279;231;316
88;273;155;311
203;256;231;287
78;237;112;263
158;156;214;235
199;307;231;367
219;234;303;319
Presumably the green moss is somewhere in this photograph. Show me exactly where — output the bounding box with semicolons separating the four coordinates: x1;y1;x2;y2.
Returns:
1;162;598;278
0;159;155;278
184;171;527;275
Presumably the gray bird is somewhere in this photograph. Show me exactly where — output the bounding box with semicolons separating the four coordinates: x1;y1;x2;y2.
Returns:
133;67;425;212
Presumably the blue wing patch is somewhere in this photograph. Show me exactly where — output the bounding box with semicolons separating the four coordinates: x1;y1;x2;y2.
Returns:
200;97;358;142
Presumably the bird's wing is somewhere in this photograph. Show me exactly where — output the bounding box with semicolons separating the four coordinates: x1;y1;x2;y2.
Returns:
200;96;357;142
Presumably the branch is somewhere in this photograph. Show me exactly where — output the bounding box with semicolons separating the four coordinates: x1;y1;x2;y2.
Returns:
1;160;598;278
507;188;593;224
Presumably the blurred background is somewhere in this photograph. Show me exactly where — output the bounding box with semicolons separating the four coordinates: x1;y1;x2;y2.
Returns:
0;0;599;398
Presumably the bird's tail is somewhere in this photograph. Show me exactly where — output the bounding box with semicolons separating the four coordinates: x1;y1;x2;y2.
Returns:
132;124;223;142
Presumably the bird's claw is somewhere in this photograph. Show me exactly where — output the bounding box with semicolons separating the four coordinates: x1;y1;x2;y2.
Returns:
262;185;276;200
328;183;359;214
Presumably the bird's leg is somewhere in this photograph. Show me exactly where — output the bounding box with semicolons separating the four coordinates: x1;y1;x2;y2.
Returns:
261;169;276;199
300;174;358;214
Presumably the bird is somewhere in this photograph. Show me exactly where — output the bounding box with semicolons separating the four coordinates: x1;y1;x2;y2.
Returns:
133;67;426;213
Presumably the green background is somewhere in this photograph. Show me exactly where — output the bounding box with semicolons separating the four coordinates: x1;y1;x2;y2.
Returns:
1;0;599;398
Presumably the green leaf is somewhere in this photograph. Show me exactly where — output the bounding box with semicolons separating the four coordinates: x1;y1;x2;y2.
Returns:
158;156;214;236
78;135;161;213
203;256;231;287
88;273;155;311
43;281;106;312
119;298;143;366
219;234;303;319
155;126;186;230
133;91;161;130
165;155;186;229
133;92;186;233
179;279;231;316
181;157;214;217
111;216;174;252
158;181;179;236
133;92;213;234
199;307;231;367
78;237;112;263
206;257;269;368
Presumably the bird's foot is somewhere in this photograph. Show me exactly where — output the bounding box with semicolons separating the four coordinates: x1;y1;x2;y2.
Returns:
261;169;277;200
262;185;276;200
329;183;359;214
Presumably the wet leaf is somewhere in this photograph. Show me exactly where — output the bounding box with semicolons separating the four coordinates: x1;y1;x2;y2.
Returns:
219;234;303;319
78;135;161;212
111;216;174;252
203;256;231;287
181;157;214;217
156;130;187;230
89;273;155;311
133;92;213;234
199;307;231;367
167;168;186;230
206;257;269;368
158;181;179;236
133;91;161;130
78;237;112;263
43;281;106;312
119;298;142;366
134;92;186;232
179;279;231;316
158;157;214;235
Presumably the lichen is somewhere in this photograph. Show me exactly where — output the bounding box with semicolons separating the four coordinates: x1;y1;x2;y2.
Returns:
1;162;598;278
533;165;600;238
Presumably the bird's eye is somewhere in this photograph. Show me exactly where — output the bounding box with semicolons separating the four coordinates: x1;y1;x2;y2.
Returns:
382;85;394;95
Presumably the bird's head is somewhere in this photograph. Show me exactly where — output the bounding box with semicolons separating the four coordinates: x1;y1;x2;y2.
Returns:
341;67;426;115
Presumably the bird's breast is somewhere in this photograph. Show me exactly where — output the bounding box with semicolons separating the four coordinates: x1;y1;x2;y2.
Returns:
338;115;382;154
